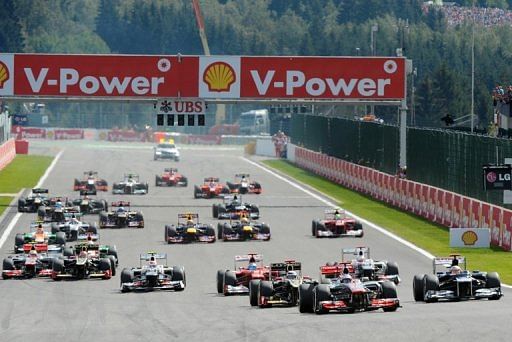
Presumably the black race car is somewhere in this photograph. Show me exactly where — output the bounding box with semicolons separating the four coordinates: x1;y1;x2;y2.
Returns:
18;188;49;213
212;195;260;220
51;243;116;280
413;255;502;302
70;194;108;215
99;201;144;229
164;213;215;243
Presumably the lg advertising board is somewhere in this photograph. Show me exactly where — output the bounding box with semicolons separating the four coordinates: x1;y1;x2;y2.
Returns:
483;165;512;191
0;54;405;101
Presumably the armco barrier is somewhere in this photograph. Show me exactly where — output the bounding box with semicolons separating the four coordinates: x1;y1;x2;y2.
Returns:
290;144;512;251
0;139;16;171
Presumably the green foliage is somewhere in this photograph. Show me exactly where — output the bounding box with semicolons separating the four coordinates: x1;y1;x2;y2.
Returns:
0;155;53;193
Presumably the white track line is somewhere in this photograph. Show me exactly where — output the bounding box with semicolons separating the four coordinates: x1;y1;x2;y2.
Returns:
0;150;64;250
242;157;512;289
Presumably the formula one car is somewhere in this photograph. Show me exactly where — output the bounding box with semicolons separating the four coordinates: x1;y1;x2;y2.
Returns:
37;197;77;222
51;243;115;280
216;215;270;241
14;224;66;254
70;239;118;271
155;168;188;187
164;213;215;243
17;188;49;212
312;208;363;238
227;174;262;195
298;267;400;314
2;248;58;279
73;171;108;192
212;195;260;220
153;142;180;161
112;174;149;195
120;253;186;292
413;255;502;302
99;201;144;229
319;247;400;285
50;215;99;242
250;260;315;308
194;177;230;199
70;194;108;215
216;254;269;296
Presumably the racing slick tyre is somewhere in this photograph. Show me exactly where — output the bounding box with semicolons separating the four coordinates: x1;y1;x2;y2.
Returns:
155;176;161;187
423;274;439;303
354;222;364;237
181;177;188;187
108;255;117;276
413;274;426;302
14;233;25;252
381;281;399;312
223;270;237;295
486;272;502;300
120;268;133;292
217;270;226;294
258;281;274;308
52;258;64;280
63;247;74;257
250;205;259;215
206;225;216;242
172;266;186;290
99;211;108;228
249;280;261;306
17;199;26;212
37;206;47;220
314;284;331;314
87;223;98;235
2;258;15;279
260;224;271;240
51;223;60;234
99;258;112;279
212;204;219;218
311;220;319;236
100;200;108;212
385;261;399;277
107;246;119;265
55;232;66;246
222;224;234;239
194;186;201;199
217;223;223;240
315;223;327;238
165;225;177;243
299;283;315;313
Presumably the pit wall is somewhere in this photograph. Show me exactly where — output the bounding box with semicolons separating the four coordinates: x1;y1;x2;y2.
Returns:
287;144;512;251
0;139;16;171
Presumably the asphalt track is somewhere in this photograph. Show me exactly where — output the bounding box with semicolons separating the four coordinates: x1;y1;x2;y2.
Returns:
0;141;510;342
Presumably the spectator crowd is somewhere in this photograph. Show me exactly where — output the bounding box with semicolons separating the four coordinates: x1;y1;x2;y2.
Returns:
272;130;288;158
423;3;512;27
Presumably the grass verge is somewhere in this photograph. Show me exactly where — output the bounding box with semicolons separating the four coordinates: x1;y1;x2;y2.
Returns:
0;155;53;216
263;159;512;284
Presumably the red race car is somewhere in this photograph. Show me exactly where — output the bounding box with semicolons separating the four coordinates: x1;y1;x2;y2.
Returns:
155;168;188;187
73;171;108;192
194;177;230;199
312;208;363;238
216;253;270;296
227;174;262;194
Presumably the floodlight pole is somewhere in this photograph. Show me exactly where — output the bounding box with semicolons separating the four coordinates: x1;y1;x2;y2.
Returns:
471;0;475;133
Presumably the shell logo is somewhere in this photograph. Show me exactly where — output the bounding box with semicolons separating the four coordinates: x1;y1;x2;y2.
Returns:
203;62;236;92
461;230;478;245
0;61;10;89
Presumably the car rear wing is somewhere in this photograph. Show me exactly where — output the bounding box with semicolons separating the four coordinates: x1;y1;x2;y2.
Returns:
124;173;140;181
269;261;301;279
320;262;353;275
341;247;370;262
235;173;250;178
31;188;49;194
140;252;167;266
178;213;199;219
204;177;219;183
164;168;178;173
79;189;96;196
84;171;98;176
433;255;466;274
235;254;263;262
111;201;130;207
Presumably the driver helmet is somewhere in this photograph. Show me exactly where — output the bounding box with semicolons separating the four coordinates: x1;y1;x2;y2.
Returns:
241;217;249;224
117;207;125;212
84;195;89;200
341;273;352;284
450;265;462;275
286;271;298;280
356;250;365;263
247;262;257;271
29;248;38;257
149;256;157;266
36;223;44;233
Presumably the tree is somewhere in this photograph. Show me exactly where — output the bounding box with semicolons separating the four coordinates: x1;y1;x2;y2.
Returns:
0;0;24;52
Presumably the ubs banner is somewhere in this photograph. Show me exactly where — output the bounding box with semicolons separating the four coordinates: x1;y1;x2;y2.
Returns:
0;54;406;101
483;165;512;190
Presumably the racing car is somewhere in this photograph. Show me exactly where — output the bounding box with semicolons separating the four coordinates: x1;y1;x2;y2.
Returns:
164;213;215;243
194;177;230;199
298;266;400;314
99;201;144;229
17;188;49;212
112;174;149;195
70;193;108;214
216;254;269;296
50;215;99;241
51;243;115;280
250;260;314;308
312;208;363;238
36;197;76;222
70;238;118;272
155;168;188;187
413;255;502;302
2;247;57;279
227;174;262;195
212;195;260;220
319;247;400;285
14;224;66;254
153;142;180;161
120;252;186;292
73;171;108;192
217;214;270;241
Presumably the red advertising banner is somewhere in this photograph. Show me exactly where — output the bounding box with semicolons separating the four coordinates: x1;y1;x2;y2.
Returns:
185;135;221;145
0;54;406;101
107;130;146;142
502;210;512;251
53;129;84;140
11;126;46;139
